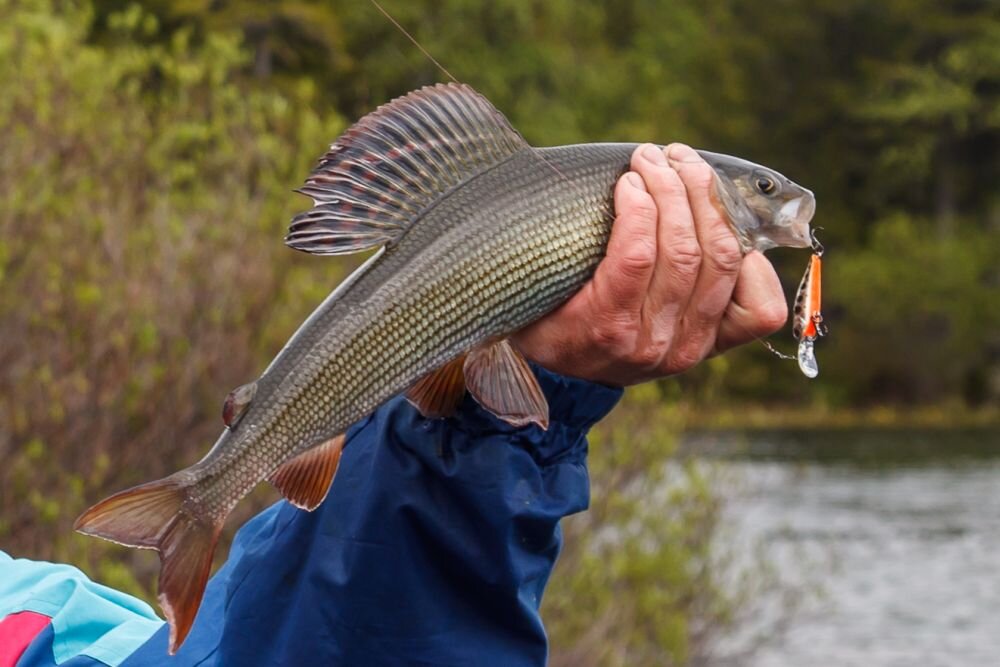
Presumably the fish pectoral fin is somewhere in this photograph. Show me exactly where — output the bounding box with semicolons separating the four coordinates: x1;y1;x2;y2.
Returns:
74;476;222;655
463;339;549;430
405;355;467;418
268;434;346;511
286;83;528;257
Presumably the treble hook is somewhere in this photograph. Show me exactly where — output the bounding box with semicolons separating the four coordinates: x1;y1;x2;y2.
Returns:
812;311;829;337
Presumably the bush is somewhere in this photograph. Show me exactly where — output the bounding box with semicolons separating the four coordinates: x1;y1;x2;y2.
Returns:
0;0;345;593
544;385;741;665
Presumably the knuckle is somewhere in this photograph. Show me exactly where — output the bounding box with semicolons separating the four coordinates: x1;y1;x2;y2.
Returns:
704;231;743;273
591;319;637;352
617;239;657;278
631;347;663;369
668;344;706;373
630;336;668;369
669;239;702;274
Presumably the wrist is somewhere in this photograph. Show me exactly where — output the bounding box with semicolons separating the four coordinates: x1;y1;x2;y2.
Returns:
531;364;624;432
442;363;622;465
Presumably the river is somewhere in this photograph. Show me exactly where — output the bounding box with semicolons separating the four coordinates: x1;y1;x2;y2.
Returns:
688;428;1000;667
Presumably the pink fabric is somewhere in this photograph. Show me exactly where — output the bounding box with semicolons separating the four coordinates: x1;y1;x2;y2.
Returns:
0;611;51;667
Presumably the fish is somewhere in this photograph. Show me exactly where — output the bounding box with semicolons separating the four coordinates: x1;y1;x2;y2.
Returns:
74;82;817;653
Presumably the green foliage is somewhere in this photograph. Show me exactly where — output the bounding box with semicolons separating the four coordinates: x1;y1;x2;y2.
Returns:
823;215;999;404
0;0;344;589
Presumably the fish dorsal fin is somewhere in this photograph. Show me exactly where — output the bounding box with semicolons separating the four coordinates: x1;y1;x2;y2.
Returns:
268;434;345;510
286;83;528;256
464;340;549;430
222;381;257;428
406;355;467;418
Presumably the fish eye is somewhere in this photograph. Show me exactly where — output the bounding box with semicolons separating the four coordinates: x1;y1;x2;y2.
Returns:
755;176;777;195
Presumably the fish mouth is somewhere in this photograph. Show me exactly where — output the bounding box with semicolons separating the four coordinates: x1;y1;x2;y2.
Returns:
774;192;816;249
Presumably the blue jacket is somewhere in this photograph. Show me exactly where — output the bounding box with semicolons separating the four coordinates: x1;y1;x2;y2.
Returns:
1;368;621;666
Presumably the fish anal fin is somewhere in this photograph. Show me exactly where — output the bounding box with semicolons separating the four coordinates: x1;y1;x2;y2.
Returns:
74;477;222;654
268;434;345;510
405;355;467;418
463;340;549;430
286;83;528;256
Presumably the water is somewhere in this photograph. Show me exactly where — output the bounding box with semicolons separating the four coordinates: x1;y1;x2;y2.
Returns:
692;429;1000;667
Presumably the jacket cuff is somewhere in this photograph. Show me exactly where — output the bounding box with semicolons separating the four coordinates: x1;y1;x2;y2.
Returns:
531;364;624;432
444;363;622;465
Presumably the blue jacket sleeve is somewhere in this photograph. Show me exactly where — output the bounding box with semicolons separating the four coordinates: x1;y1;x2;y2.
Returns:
125;367;622;667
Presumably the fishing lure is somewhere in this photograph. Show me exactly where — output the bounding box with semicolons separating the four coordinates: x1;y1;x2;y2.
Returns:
758;231;826;378
791;232;827;378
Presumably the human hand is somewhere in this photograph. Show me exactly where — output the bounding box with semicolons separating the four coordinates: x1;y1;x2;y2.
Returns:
512;143;788;387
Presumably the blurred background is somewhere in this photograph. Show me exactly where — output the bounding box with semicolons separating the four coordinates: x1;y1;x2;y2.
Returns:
0;0;997;664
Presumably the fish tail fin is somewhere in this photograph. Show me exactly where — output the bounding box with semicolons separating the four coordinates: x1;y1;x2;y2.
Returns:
74;476;222;654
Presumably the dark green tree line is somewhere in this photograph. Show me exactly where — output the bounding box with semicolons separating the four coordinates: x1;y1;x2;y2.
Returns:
82;0;1000;407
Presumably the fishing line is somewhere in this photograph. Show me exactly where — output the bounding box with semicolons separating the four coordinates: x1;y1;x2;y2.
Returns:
365;0;587;205
758;337;797;360
717;293;796;361
367;0;459;84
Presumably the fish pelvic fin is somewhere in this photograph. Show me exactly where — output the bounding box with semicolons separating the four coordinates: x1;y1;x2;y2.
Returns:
464;339;549;430
286;83;529;256
74;477;222;655
406;354;468;418
268;434;346;511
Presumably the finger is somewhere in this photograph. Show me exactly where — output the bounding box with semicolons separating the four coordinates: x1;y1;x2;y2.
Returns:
665;143;743;370
512;169;657;377
716;251;788;352
630;144;700;341
588;168;658;319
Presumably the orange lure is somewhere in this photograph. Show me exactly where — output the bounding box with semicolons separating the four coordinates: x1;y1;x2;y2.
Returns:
792;236;826;378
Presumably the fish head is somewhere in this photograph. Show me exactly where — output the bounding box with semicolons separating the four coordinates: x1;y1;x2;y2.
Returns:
696;150;816;252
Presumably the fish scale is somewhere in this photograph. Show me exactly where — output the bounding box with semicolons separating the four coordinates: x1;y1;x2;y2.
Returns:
75;83;816;654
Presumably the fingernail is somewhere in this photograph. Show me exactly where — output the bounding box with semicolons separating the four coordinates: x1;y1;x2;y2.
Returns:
625;171;645;190
642;144;668;166
667;143;694;161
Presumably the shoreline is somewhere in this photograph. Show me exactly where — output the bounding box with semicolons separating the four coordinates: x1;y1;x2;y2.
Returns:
677;403;1000;432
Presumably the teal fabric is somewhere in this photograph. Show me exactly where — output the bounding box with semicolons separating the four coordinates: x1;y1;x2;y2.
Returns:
0;552;163;666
